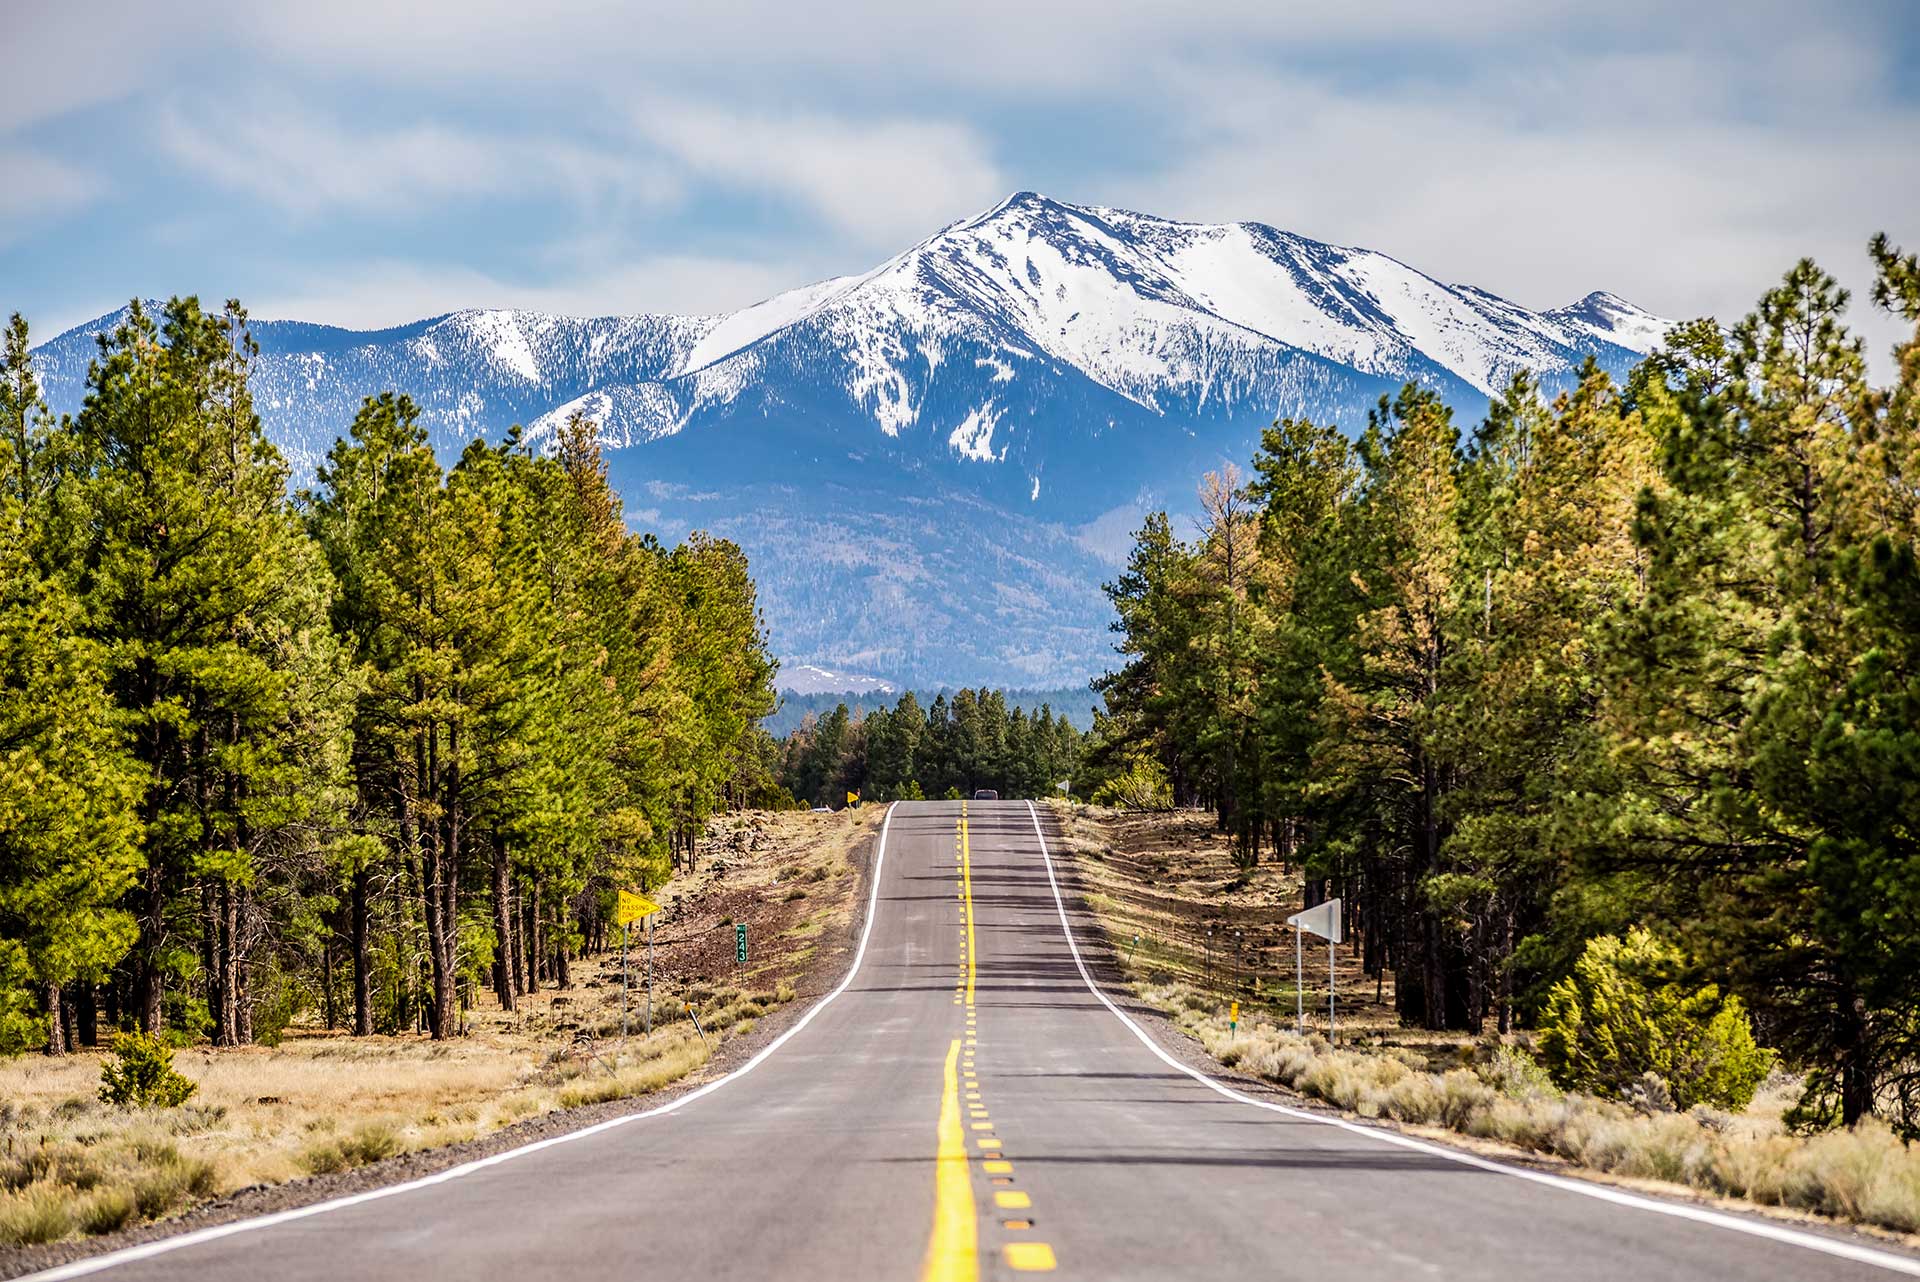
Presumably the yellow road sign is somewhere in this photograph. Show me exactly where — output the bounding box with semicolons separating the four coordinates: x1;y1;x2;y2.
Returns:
616;889;663;926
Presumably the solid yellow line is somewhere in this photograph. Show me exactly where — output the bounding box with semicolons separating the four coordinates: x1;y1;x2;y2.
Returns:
920;1039;978;1282
961;818;976;1007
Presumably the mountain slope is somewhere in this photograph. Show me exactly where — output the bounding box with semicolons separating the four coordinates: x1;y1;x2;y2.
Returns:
30;193;1668;686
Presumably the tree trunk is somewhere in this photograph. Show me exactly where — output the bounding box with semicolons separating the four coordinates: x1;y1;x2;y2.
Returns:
322;937;336;1031
216;880;239;1046
526;879;543;990
351;867;372;1037
43;981;66;1055
1840;997;1875;1126
76;982;98;1047
135;866;165;1034
434;724;461;1037
491;833;516;1013
510;889;528;998
235;885;253;1045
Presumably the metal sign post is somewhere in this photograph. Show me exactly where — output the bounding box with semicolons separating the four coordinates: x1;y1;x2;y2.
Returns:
615;889;664;1040
1285;898;1343;1040
1294;926;1304;1033
735;922;748;987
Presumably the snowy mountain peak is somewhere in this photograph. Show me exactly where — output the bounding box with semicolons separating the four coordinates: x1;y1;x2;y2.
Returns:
1543;290;1670;354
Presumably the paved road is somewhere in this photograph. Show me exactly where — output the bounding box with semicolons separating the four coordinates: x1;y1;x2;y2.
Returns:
33;801;1920;1281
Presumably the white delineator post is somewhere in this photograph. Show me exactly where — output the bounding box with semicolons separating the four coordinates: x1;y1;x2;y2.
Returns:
1285;897;1343;1041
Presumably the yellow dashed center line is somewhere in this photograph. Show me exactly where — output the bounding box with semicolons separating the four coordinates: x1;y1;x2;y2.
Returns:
1006;1242;1057;1272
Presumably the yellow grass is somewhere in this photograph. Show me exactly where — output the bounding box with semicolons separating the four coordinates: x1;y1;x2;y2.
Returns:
0;808;882;1251
1054;803;1920;1240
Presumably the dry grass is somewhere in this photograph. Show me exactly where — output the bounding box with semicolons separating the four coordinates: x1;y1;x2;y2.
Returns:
1053;803;1920;1240
1150;982;1920;1236
0;809;880;1251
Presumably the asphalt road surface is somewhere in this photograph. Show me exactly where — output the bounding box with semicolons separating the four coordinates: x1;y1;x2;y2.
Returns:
31;800;1920;1281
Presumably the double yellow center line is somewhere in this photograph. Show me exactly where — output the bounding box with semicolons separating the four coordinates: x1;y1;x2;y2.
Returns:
962;816;976;1008
923;805;1055;1279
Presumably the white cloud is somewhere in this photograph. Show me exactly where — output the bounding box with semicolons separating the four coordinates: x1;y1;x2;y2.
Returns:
1128;59;1920;367
3;0;1915;369
155;99;679;217
632;102;1003;249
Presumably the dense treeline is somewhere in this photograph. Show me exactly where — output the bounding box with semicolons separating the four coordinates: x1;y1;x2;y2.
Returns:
1086;242;1920;1133
0;298;775;1052
761;686;1096;738
778;689;1082;806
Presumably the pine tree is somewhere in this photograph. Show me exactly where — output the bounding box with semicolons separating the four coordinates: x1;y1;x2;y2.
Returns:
72;299;348;1041
0;314;143;1053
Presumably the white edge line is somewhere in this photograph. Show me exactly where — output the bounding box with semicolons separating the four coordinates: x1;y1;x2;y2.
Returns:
23;803;900;1282
1024;799;1920;1279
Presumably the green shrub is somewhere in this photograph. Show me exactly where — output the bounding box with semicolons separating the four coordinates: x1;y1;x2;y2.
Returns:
1090;760;1173;811
1538;928;1773;1111
98;1032;197;1109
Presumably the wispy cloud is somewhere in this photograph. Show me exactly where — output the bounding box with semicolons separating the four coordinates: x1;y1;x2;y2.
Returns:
2;0;1914;361
155;99;679;218
632;101;1003;249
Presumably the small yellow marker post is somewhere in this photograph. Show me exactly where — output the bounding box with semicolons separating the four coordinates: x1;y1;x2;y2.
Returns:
1230;1000;1239;1036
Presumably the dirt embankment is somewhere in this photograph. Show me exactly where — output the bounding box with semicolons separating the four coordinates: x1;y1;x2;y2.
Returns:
1051;802;1398;1036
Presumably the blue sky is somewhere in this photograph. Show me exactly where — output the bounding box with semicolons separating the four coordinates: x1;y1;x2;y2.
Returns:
5;0;1918;362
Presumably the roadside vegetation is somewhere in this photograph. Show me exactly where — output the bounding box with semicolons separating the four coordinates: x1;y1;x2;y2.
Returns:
1072;237;1920;1148
1;296;785;1069
0;977;774;1247
1059;802;1920;1238
0;798;874;1251
1167;986;1920;1237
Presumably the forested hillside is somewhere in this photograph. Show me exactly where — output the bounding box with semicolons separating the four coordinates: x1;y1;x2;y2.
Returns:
1082;239;1920;1135
776;689;1082;807
0;298;776;1053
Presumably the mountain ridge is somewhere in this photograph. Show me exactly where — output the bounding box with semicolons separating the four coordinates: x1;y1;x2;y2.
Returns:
29;192;1670;688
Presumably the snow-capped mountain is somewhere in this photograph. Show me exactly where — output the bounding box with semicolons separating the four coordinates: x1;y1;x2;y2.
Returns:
30;193;1668;687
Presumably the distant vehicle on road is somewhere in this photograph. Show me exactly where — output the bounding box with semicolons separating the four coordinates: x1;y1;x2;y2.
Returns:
974;789;999;800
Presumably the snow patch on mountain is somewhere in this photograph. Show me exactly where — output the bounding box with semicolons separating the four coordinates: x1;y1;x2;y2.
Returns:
677;275;860;375
777;664;897;696
949;401;1006;462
